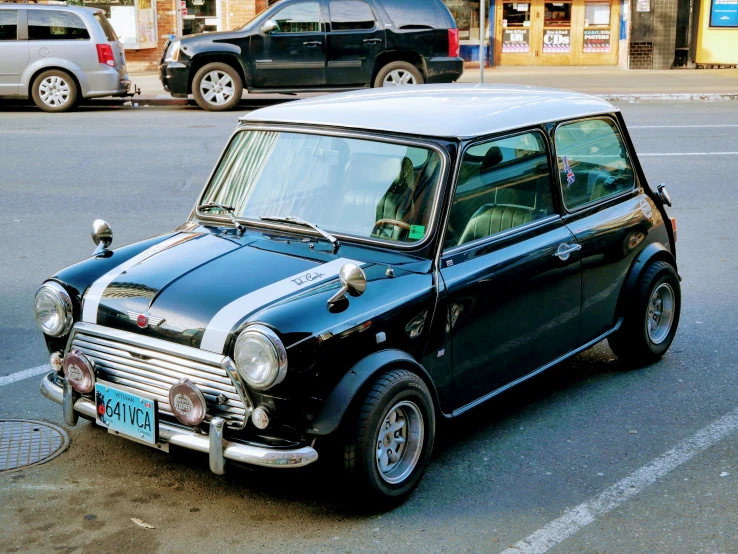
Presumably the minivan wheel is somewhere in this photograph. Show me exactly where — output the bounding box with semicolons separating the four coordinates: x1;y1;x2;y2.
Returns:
609;260;681;367
342;369;435;506
192;62;243;111
31;70;77;113
374;62;424;88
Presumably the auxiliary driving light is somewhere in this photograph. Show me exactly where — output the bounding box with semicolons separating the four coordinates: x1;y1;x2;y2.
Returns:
62;349;96;394
251;406;271;430
169;379;207;426
49;351;63;372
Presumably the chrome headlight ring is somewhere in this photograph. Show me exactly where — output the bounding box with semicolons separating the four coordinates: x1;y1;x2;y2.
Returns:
233;325;287;390
34;281;73;337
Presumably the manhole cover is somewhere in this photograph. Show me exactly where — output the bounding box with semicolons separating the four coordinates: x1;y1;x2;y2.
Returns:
0;420;69;472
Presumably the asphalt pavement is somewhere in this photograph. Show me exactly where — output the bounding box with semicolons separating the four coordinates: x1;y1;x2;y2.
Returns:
1;102;738;553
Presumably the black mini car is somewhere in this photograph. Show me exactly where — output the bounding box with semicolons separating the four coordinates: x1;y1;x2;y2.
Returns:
159;0;463;111
37;85;679;504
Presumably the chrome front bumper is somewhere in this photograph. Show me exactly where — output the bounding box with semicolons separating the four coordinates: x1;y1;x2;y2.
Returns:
40;372;318;472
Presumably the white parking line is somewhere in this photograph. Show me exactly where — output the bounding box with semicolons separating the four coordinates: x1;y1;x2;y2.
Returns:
0;365;51;388
640;152;738;156
500;406;738;554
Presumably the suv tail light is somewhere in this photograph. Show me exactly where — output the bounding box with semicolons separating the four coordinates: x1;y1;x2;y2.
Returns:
448;28;460;58
96;44;116;68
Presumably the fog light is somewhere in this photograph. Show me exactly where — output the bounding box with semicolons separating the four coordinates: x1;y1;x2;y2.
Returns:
168;379;207;426
50;351;63;372
251;406;271;430
63;349;95;394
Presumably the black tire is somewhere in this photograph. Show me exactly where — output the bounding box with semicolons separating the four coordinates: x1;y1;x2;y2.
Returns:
609;260;681;366
31;69;78;113
342;369;435;506
373;61;424;88
192;62;243;111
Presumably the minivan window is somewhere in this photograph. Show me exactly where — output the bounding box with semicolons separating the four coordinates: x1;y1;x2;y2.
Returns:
28;10;90;41
0;10;17;40
555;118;635;210
378;0;447;29
272;2;321;33
95;13;118;41
330;0;375;31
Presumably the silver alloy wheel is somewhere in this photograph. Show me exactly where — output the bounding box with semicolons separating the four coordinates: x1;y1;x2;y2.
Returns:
383;69;417;86
39;76;71;108
375;400;424;484
200;70;236;106
646;282;675;344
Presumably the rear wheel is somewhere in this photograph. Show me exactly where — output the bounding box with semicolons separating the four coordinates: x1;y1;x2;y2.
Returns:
192;62;243;111
31;69;77;113
374;61;424;88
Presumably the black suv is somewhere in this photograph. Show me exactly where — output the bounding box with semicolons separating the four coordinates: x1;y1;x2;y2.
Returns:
159;0;463;110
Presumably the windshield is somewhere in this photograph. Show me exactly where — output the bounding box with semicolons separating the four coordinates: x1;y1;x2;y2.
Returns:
199;130;445;245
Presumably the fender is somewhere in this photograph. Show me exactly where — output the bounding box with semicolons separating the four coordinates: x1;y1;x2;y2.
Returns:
21;58;90;97
308;349;445;436
617;242;678;316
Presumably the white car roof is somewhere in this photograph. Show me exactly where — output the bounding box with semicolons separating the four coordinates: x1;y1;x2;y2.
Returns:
241;84;619;139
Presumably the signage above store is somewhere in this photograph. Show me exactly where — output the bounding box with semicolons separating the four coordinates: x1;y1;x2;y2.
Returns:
710;0;738;27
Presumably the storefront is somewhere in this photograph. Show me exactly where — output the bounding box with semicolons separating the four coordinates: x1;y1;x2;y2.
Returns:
694;0;738;64
444;0;493;65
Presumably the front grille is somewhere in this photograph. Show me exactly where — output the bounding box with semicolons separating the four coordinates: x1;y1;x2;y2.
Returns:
67;323;250;429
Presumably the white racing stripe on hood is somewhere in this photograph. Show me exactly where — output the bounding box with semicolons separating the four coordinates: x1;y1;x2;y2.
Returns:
200;258;363;354
81;234;188;323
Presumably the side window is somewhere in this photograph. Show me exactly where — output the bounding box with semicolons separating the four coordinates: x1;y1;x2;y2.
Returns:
377;0;447;29
28;10;90;41
329;0;376;31
272;2;321;33
445;131;555;249
555;118;635;210
0;11;18;41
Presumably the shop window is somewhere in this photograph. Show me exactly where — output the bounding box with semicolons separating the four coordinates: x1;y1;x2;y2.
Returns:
83;0;158;49
330;0;375;31
183;0;219;35
0;10;17;40
544;2;572;26
272;2;321;33
502;2;531;27
709;0;738;27
584;1;611;26
28;10;90;40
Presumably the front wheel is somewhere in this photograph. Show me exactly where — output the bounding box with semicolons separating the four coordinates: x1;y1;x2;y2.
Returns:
374;62;424;88
192;62;243;111
342;369;435;506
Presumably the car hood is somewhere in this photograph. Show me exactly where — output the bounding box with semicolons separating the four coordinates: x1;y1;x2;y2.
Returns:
81;231;430;354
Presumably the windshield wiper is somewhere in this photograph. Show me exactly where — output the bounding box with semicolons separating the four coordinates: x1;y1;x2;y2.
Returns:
259;215;340;252
199;203;246;235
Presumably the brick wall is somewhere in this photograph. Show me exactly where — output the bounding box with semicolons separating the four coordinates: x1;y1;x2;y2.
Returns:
629;41;654;69
223;0;257;32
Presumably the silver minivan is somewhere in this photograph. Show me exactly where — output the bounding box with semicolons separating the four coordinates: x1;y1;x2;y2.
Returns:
0;4;130;112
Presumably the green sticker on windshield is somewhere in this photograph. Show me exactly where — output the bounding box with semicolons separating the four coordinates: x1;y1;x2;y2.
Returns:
409;225;426;240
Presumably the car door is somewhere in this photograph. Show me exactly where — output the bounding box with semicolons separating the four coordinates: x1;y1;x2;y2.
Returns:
440;130;582;412
325;0;385;86
0;9;29;96
250;0;326;88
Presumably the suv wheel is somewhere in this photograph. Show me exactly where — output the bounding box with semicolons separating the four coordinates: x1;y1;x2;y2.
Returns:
609;260;681;366
192;62;243;111
342;369;435;506
374;62;424;88
32;70;77;113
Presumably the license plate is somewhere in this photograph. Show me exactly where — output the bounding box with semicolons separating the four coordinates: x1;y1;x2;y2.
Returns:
95;382;158;445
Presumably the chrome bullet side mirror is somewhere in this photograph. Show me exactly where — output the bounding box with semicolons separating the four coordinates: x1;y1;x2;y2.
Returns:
91;219;113;256
328;263;366;304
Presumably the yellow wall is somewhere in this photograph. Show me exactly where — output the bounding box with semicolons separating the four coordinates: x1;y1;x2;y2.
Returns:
695;0;738;64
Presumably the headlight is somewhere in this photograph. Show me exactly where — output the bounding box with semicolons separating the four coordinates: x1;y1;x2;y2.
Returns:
164;40;180;62
233;325;287;390
34;282;73;336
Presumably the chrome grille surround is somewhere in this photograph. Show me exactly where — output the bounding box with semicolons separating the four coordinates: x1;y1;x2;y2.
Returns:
65;322;252;429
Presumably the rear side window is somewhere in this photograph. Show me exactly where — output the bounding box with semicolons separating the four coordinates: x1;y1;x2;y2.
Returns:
330;0;376;31
0;10;17;40
28;10;90;41
555;118;635;210
272;2;321;33
94;13;118;41
377;0;449;29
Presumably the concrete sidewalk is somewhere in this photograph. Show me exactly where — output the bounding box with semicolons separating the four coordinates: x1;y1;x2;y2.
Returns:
126;66;738;106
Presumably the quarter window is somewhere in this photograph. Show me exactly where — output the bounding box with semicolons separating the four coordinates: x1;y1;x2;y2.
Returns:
271;2;321;33
329;0;375;31
445;131;556;249
28;10;90;41
0;10;17;41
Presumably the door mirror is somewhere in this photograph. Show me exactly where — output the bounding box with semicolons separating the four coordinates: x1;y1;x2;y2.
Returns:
261;19;278;34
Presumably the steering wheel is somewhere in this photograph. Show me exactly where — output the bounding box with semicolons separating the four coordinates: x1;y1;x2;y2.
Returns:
372;219;411;238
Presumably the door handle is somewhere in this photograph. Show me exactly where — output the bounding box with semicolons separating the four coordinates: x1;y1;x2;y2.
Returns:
554;242;582;261
303;40;322;47
363;38;382;44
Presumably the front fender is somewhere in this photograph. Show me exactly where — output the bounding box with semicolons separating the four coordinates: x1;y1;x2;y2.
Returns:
21;58;89;96
308;349;445;436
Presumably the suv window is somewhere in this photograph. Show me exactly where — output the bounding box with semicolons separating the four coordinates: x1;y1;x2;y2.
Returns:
94;13;118;41
329;0;375;31
28;10;90;41
446;131;555;249
0;10;17;41
272;2;321;33
378;0;447;29
555;118;635;210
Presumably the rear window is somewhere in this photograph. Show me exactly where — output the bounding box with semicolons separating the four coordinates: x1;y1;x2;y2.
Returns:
28;10;90;41
377;0;451;29
95;13;118;41
0;10;18;41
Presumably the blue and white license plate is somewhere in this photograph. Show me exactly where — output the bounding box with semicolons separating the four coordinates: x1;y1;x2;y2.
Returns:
95;382;158;445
